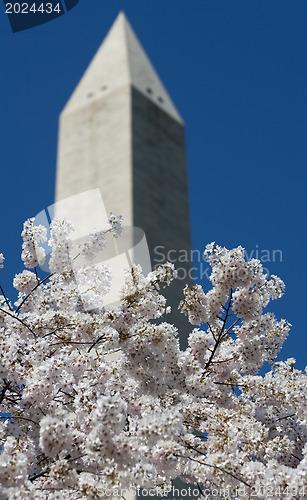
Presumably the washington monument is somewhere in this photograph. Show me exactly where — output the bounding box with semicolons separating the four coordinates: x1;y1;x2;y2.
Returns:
55;12;191;336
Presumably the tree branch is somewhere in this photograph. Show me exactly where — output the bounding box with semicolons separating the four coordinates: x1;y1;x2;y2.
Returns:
203;289;233;372
15;273;53;313
0;306;37;338
178;443;252;489
0;285;12;311
0;380;11;405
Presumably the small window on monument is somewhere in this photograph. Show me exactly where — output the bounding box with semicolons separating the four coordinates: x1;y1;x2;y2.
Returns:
87;92;94;98
101;85;108;91
158;96;164;103
146;87;153;94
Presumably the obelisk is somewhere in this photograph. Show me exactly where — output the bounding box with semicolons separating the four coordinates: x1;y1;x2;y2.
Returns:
55;11;191;339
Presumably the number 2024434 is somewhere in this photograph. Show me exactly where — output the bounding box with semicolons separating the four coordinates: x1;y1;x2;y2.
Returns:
5;3;62;14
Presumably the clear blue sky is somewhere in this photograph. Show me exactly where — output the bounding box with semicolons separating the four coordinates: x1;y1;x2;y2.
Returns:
0;1;306;368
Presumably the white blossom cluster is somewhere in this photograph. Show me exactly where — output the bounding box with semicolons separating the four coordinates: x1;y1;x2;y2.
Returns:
21;219;47;269
0;226;306;499
108;212;123;238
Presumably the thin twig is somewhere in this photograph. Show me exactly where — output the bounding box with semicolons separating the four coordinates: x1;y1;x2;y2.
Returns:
276;413;296;421
203;289;233;372
29;468;50;482
42;325;74;339
0;285;12;311
16;273;53;313
88;335;106;353
34;267;40;285
0;380;11;405
178;445;251;489
223;318;240;337
11;416;39;426
210;357;235;364
197;483;206;498
207;322;217;342
0;307;36;338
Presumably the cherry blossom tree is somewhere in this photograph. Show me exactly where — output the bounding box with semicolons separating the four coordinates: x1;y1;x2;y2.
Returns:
0;216;306;499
